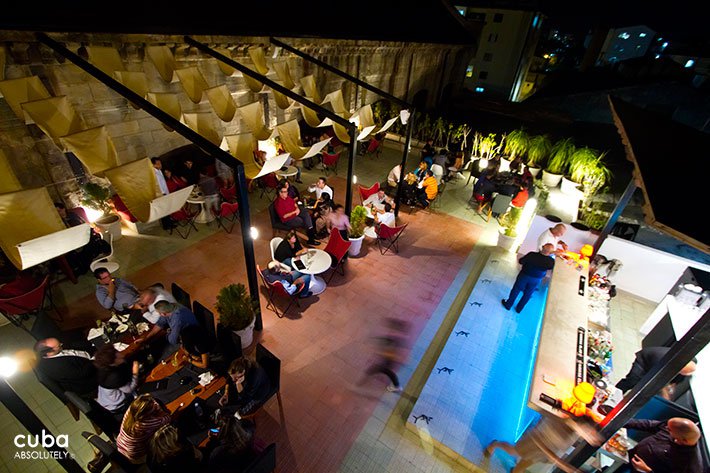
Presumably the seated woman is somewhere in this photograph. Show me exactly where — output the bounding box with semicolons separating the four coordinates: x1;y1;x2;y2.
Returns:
94;344;140;423
179;324;227;374
148;424;202;473
274;229;308;266
217;357;271;416
116;394;171;464
163;168;188;193
203;412;258;471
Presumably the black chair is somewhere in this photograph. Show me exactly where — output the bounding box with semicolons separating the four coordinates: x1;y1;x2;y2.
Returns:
171;282;192;309
81;431;140;473
193;300;216;346
244;443;277;473
268;201;291;237
242;344;283;420
216;322;242;361
34;369;81;421
65;391;121;439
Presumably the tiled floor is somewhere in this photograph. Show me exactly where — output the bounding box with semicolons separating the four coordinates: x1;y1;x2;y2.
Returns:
0;141;660;473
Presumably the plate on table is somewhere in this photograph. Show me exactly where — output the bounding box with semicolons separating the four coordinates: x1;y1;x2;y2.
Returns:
116;324;128;333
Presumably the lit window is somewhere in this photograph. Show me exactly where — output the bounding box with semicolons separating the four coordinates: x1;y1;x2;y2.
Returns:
618;32;630;40
662;42;669;49
685;59;695;68
465;65;474;78
475;87;485;93
639;32;647;37
457;7;465;16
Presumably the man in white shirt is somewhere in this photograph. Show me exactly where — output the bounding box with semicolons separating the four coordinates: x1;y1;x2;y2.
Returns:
363;189;396;211
137;285;177;324
537;223;568;253
308;176;334;202
151;157;169;195
387;164;401;188
374;203;396;227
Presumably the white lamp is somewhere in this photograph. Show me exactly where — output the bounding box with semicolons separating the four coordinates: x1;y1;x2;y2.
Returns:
249;226;259;240
0;356;18;378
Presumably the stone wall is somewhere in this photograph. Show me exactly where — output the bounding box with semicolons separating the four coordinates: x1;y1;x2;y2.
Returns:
0;32;474;202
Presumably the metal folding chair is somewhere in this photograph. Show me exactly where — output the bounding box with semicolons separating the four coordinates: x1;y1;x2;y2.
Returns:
375;223;408;255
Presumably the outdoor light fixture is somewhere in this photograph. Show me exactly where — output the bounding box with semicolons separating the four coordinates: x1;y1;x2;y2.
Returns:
81;206;104;223
400;109;410;125
250;226;259;240
352;175;357;184
562;382;596;417
0;356;18;378
478;158;488;170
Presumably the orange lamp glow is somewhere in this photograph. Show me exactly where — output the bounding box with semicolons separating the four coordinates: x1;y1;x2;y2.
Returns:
580;244;594;261
562;382;596;417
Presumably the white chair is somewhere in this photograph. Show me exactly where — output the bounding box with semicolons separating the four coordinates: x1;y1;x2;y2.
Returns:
269;237;283;261
431;164;444;184
89;232;119;273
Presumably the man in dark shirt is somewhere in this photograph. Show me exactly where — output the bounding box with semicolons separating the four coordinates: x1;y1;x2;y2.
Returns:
616;346;697;395
502;243;555;313
625;417;702;473
33;337;97;401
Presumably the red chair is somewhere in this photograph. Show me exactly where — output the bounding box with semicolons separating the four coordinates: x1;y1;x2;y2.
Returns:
358;182;380;204
375;223;408;255
169;207;199;239
219;184;236;203
257;264;306;318
321;151;340;175
258;173;280;199
473;192;493;222
0;274;57;332
214;201;239;233
322;228;351;283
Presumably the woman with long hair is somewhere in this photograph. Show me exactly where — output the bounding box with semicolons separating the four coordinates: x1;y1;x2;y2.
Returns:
217;357;271;415
148;424;201;473
116;394;171;464
205;413;257;470
93;344;139;423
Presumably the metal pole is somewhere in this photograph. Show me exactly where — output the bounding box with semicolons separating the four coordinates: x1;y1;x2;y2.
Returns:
0;378;84;473
345;128;357;216
592;179;637;256
37;33;262;317
394;110;416;218
554;308;710;472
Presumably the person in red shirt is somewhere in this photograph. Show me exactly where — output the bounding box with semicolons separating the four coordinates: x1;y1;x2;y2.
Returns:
273;183;320;246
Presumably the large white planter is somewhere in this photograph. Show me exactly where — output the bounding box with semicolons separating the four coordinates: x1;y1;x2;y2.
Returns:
499;157;511;173
527;166;541;177
497;230;517;252
348;235;365;257
95;213;122;241
541;170;563;188
234;317;255;349
560;177;581;195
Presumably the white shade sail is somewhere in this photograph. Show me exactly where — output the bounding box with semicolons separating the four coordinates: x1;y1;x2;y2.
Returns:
220;133;260;180
104;158;159;223
148;185;194;222
17;224;91;270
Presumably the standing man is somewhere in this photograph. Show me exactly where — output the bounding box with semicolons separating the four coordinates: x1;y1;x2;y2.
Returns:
538;223;568;253
151;157;169;196
94;267;140;314
615;346;697;395
624;417;702;473
502;243;555;313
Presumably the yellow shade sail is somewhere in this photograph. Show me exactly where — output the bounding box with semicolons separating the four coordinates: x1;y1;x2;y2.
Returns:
275;119;331;160
146;92;182;130
0;46;6;81
113;71;149;98
237;101;273;141
273;61;295;89
59;126;118;176
271;80;292;109
205;84;236;122
104;158;159;223
301;105;325;128
0;149;22;194
146;45;177;82
214;48;236;76
86;46;125;76
300;75;321;103
248;46;269;75
356;104;375;128
176;67;209;103
182;112;221;146
332;121;351;144
220;133;260;179
322;90;350;117
0;187;84;269
242;67;266;93
21;96;85;146
0;76;51;122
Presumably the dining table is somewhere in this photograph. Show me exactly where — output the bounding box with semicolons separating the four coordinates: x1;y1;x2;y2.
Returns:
291;248;331;295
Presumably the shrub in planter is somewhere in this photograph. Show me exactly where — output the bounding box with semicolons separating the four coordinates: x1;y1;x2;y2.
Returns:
215;283;257;332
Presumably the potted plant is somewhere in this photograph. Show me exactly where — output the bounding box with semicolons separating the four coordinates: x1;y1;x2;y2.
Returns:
526;135;551;178
81;181;122;240
543;138;575;188
215;283;257;349
563;146;597;195
348;205;368;257
497;206;523;251
503;129;529;173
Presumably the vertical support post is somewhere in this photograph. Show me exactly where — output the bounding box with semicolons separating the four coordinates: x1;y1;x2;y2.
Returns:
354;56;361;110
0;379;85;473
232;163;262;330
345;128;358;216
394;110;415;218
592;179;637;256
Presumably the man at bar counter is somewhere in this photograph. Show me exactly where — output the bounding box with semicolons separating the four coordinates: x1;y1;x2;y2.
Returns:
615;346;697;398
622;417;702;473
502;243;555;313
537;223;568;254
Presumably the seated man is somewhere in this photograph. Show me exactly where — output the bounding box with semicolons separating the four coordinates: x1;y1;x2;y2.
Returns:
373;203;396;228
138;301;199;354
416;170;438;208
137;286;177;324
261;260;312;298
363;188;395;211
34;337;97;401
273;183;320;246
307;176;333;205
94;267;140;314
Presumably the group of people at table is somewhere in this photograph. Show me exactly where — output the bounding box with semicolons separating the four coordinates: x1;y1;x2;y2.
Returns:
491;223;704;472
32;266;272;472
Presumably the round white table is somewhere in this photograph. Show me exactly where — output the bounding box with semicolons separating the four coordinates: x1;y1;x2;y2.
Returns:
291;249;331;295
276;166;298;179
186;194;218;223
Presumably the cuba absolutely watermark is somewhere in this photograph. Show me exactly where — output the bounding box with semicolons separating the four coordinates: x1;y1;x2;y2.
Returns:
13;430;75;460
